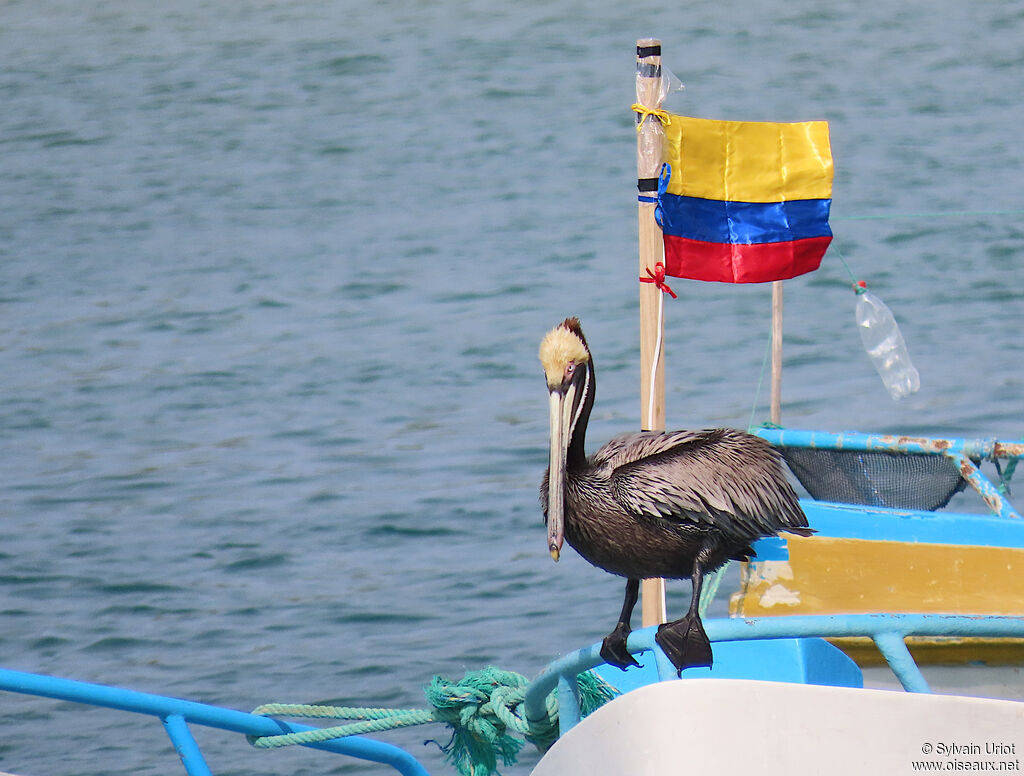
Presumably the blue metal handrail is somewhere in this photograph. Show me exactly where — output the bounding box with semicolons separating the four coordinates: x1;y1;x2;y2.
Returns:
524;613;1024;736
755;427;1024;519
0;668;432;776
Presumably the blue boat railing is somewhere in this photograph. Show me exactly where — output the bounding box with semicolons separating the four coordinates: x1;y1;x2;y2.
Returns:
524;613;1024;736
0;666;431;776
754;427;1024;519
4;613;1024;773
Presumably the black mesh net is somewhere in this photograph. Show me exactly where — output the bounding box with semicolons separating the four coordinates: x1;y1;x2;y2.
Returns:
781;448;969;511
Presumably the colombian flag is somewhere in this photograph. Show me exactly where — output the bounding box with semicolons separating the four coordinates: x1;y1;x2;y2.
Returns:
657;115;833;284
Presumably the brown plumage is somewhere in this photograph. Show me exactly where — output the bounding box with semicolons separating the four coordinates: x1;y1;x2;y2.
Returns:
539;317;812;672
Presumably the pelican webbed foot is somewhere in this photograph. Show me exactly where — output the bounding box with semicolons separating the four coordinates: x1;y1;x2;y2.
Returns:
599;622;640;670
655;614;713;674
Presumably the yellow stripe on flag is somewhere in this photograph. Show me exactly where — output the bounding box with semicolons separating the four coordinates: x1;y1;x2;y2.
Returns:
663;115;833;203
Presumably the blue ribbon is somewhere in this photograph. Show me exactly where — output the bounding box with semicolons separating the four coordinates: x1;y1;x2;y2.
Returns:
654;163;671;229
638;163;672;233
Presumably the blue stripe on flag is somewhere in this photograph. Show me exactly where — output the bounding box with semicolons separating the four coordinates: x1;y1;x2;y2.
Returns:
659;194;833;245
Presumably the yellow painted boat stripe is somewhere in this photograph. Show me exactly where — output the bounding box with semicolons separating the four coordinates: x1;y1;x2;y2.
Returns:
731;535;1024;618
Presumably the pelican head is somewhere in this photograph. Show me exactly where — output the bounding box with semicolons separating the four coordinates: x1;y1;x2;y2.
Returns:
538;318;592;562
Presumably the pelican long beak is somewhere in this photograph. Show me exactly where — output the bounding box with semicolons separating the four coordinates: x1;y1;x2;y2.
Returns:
547;387;574;562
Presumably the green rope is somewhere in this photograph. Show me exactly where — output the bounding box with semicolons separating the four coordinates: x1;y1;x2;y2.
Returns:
248;705;439;746
830;244;861;287
248;667;619;776
746;242;863;433
834;208;1024;222
697;566;724;618
746;320;774;434
998;451;1019;496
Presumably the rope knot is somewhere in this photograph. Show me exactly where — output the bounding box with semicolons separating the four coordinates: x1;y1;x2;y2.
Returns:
425;669;531;776
631;102;671;132
640;262;677;298
248;667;618;776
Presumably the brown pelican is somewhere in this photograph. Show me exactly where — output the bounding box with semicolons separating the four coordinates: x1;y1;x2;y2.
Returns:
539;317;812;673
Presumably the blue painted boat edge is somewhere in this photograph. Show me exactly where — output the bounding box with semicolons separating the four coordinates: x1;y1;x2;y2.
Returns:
753;426;1024;459
752;500;1024;557
592;636;863;696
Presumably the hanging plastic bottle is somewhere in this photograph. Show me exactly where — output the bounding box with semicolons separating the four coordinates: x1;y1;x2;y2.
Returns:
854;281;921;400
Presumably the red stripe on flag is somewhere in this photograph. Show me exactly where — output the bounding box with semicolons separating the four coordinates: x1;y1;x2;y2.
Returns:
662;235;832;284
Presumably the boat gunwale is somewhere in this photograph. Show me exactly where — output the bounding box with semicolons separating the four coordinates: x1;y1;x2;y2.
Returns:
524;612;1024;738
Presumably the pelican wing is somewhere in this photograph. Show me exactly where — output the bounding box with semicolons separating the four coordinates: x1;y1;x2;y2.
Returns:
595;428;807;539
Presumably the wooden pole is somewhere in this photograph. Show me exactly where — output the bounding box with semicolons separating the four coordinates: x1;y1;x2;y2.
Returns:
635;38;668;627
770;281;783;425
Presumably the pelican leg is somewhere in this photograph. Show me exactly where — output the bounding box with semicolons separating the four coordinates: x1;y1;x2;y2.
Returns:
599;578;641;670
655;561;713;674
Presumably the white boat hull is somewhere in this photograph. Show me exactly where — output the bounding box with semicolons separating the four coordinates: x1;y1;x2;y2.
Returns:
531;678;1024;775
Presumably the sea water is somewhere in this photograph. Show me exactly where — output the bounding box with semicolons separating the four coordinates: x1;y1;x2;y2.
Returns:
1;1;1023;773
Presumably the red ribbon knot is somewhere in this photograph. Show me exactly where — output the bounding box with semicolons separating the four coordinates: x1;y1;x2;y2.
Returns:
640;262;677;298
